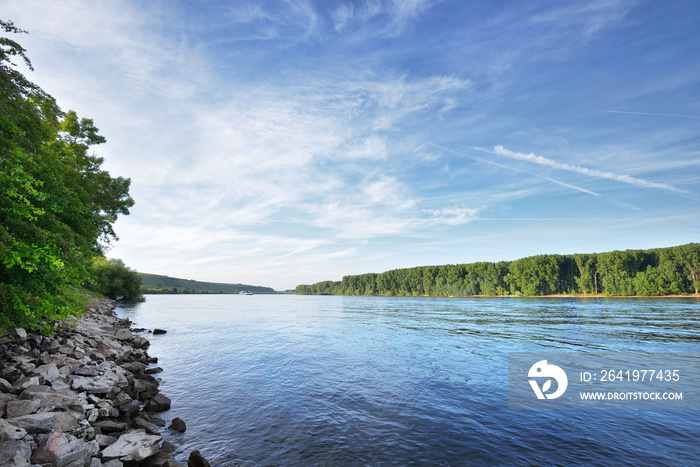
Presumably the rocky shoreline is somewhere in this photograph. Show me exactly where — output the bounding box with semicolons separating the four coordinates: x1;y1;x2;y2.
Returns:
0;298;209;466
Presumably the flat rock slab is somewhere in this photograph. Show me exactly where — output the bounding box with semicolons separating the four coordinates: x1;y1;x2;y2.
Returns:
8;411;79;434
113;329;132;341
101;429;161;462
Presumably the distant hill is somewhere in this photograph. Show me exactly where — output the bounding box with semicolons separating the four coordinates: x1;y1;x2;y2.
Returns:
139;273;276;294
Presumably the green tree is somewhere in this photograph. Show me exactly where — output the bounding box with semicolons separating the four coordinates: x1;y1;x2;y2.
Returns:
88;257;143;302
1;21;134;329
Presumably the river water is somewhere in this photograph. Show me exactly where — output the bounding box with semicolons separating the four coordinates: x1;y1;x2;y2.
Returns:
115;295;700;466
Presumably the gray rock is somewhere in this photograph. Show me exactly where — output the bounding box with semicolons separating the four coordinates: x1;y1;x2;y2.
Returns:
74;365;98;376
145;367;163;375
0;440;31;466
187;450;211;467
101;460;123;467
9;411;79;434
31;429;93;467
93;420;128;434
0;377;14;392
100;429;161;462
0;367;23;383
0;419;27;441
95;434;118;448
29;363;60;383
131;337;150;349
160;441;177;454
113;329;132;341
119;400;140;420
9;328;27;340
134;417;161;435
17;387;84;413
5;399;41;418
69;370;120;395
168;418;186;433
144;394;171;413
153;329;167;335
10;376;40;394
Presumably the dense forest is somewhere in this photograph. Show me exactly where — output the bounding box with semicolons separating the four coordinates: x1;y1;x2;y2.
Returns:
296;243;700;297
139;273;275;294
1;21;138;329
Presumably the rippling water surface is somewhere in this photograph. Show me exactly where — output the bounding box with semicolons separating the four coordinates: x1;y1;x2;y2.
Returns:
115;295;700;466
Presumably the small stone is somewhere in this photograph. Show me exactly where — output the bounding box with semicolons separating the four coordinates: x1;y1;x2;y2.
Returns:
153;329;167;335
168;418;186;433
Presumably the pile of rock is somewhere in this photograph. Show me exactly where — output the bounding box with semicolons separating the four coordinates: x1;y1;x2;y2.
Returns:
0;299;210;466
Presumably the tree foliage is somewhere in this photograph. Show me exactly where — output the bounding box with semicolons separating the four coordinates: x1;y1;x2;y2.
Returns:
1;20;134;329
89;258;143;302
296;244;700;297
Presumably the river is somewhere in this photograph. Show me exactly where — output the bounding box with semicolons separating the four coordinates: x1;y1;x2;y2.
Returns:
115;294;700;466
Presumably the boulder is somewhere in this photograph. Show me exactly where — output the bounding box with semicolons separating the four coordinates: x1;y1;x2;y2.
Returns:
69;370;120;395
30;363;60;383
5;399;41;418
168;418;186;433
18;387;84;413
74;365;99;376
134;417;161;435
188;450;211;467
144;394;171;413
0;440;31;467
113;329;132;341
96;434;118;448
8;410;79;434
9;328;27;340
10;376;40;394
0;377;14;392
100;429;161;462
93;420;128;434
31;429;94;467
131;336;150;349
0;420;27;441
0;366;23;383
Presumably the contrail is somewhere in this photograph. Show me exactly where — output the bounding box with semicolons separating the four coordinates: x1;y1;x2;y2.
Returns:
429;144;600;196
489;145;692;195
605;110;700;119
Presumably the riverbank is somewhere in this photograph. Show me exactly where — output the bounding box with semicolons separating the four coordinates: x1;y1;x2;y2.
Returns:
0;298;210;466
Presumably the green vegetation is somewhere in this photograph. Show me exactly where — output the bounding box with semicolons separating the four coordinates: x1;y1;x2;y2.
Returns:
296;244;700;297
139;273;276;294
1;21;134;329
89;258;143;302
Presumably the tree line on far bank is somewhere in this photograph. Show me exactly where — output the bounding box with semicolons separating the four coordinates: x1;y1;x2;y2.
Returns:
296;243;700;297
1;21;141;330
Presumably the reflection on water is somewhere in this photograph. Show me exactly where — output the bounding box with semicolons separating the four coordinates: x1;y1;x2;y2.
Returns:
116;295;700;466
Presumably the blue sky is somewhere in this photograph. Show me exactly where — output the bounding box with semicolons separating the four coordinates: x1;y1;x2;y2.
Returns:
5;0;699;290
